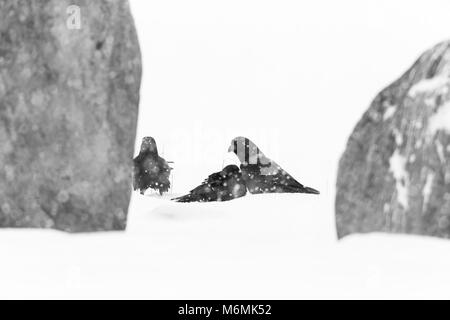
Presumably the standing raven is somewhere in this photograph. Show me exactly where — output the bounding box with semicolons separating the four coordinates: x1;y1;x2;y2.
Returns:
172;165;247;203
228;137;319;195
133;137;172;195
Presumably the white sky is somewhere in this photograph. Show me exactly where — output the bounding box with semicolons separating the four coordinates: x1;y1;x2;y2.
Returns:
129;0;450;194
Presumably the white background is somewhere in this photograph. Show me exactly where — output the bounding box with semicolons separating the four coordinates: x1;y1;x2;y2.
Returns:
2;0;450;299
132;0;450;195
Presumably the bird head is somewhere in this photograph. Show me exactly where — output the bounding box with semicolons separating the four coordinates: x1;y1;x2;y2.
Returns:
228;137;271;166
221;164;241;176
140;137;158;154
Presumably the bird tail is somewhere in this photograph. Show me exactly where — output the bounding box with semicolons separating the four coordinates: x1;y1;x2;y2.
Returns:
171;194;193;203
303;186;320;195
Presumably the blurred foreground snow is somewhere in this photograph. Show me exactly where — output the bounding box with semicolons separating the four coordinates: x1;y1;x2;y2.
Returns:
1;191;450;299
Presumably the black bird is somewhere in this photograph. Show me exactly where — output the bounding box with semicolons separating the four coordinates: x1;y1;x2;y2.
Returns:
133;137;173;195
172;165;247;203
228;137;320;195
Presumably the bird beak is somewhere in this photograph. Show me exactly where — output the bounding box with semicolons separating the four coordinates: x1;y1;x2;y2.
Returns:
227;145;233;153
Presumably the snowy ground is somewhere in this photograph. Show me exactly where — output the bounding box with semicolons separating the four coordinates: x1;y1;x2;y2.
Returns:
2;190;450;299
3;0;450;299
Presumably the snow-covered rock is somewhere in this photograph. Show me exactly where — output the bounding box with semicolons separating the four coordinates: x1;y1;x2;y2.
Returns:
336;41;450;239
0;1;141;232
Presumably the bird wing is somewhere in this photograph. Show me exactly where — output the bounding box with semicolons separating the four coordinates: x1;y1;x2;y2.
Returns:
271;171;320;194
173;169;223;202
158;155;173;171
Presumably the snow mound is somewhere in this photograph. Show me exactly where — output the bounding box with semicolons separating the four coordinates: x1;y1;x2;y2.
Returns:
428;102;450;135
408;76;450;97
389;150;409;209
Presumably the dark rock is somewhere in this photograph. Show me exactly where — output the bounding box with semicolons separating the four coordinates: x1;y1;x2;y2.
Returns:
0;0;141;232
336;41;450;239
